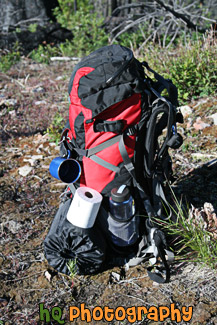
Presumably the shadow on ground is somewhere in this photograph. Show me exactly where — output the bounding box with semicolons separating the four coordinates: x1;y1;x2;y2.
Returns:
173;159;217;211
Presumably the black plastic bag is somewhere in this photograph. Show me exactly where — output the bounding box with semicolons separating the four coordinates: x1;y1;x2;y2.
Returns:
44;199;107;275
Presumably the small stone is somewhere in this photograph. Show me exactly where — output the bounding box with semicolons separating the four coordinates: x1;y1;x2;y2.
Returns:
18;165;33;176
186;118;192;128
192;302;211;324
44;270;52;282
6;220;22;234
209;112;217;125
193;117;210;130
0;98;17;106
23;155;43;166
9;110;16;117
49;142;57;147
32;86;45;93
35;100;47;105
111;272;120;282
179;105;192;118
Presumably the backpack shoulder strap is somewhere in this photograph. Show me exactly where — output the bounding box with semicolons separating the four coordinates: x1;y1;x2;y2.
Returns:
143;61;178;106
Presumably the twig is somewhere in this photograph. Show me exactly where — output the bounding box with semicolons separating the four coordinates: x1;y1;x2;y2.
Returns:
154;0;207;33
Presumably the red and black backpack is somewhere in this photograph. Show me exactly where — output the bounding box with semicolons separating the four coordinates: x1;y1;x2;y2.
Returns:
45;44;183;283
61;44;183;213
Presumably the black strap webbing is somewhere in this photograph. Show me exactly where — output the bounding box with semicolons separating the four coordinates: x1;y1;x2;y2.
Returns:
143;61;178;106
147;245;170;283
118;133;147;195
144;99;175;177
94;119;124;134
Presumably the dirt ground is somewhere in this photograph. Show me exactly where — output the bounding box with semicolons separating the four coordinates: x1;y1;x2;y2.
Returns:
0;59;217;324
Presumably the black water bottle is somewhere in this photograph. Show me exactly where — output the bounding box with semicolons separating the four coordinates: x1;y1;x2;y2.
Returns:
108;185;139;247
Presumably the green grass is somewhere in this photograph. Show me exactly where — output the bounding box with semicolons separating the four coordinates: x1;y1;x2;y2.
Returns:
155;189;217;269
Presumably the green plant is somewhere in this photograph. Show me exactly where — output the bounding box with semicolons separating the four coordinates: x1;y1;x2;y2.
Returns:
53;0;89;30
166;42;216;101
30;44;59;64
67;258;77;287
15;27;21;33
28;23;38;33
140;32;217;104
53;2;108;56
155;189;217;269
57;39;77;57
46;112;65;143
0;44;21;72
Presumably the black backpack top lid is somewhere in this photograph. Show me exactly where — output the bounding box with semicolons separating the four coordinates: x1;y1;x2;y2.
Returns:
68;44;146;117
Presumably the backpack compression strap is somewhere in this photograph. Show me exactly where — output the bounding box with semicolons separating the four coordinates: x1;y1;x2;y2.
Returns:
142;61;178;106
124;226;174;283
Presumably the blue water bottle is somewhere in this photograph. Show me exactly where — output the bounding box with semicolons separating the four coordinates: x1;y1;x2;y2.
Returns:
108;185;139;246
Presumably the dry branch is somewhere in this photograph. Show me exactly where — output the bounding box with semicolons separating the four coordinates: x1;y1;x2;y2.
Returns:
109;0;217;48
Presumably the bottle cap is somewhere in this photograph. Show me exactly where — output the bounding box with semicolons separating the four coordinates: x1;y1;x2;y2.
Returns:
111;186;130;203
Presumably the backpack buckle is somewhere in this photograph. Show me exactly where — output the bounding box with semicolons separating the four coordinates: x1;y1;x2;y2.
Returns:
126;125;137;136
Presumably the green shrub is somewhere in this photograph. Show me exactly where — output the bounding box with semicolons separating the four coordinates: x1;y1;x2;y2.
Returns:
58;39;75;57
53;0;89;30
0;44;21;72
46;112;65;144
140;33;217;103
164;42;216;101
53;1;108;56
30;44;60;64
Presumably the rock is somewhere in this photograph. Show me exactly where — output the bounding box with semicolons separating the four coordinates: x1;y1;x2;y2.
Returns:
0;98;17;106
18;165;33;176
209;112;217;126
8;110;16;117
49;142;57;147
44;270;52;282
4;220;22;234
179;105;192;118
31;86;45;93
186;118;192;128
35;100;47;105
191;302;212;324
23;155;43;166
51;57;72;61
193;117;210;130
